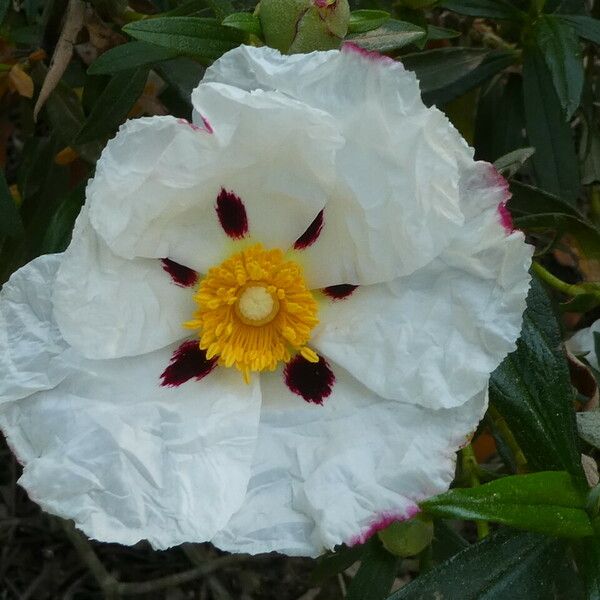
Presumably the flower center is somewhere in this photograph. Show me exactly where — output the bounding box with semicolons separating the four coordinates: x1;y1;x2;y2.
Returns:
185;244;319;382
235;284;279;326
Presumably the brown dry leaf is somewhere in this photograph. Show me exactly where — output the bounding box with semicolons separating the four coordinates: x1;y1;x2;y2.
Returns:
85;10;126;53
8;64;34;98
55;146;79;166
34;0;86;120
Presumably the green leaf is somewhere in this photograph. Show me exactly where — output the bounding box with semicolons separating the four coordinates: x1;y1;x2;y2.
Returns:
489;278;586;484
347;19;425;52
123;17;246;62
387;529;567;600
346;538;398;600
0;0;9;24
75;69;148;144
421;471;593;538
164;0;209;16
559;14;600;44
439;0;524;20
426;24;460;40
574;537;600;600
402;48;516;106
534;15;584;119
493;147;535;177
577;411;600;449
475;72;526;162
508;181;600;258
222;12;262;36
348;10;391;34
431;520;469;563
88;41;178;75
155;57;205;103
522;45;580;203
40;182;85;254
0;170;23;239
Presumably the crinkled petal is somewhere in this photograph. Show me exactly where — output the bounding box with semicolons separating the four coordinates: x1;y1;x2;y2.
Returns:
211;367;486;556
311;162;532;410
0;345;261;549
204;45;471;286
89;100;341;273
0;255;75;403
53;209;196;360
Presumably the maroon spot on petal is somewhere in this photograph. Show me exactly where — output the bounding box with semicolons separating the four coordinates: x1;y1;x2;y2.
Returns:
294;210;324;250
216;188;249;239
284;354;335;405
323;284;358;301
349;506;421;546
161;258;198;288
160;340;217;387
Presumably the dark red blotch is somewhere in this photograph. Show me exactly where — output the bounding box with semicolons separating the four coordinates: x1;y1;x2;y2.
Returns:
216;188;249;239
323;284;358;300
160;340;217;387
161;259;198;288
284;354;335;405
294;210;324;250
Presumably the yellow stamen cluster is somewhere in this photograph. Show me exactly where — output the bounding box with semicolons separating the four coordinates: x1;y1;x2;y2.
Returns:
185;244;319;382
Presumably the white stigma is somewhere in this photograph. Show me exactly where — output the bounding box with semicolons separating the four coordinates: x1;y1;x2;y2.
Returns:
238;286;275;322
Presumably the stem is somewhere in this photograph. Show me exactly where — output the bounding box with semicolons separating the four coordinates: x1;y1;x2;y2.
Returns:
488;405;528;473
532;261;597;297
460;445;490;539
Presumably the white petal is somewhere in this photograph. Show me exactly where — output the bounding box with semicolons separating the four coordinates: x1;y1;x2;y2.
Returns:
89;101;341;274
205;45;472;286
0;345;261;549
312;162;532;410
53;208;196;360
212;368;486;556
568;323;600;370
0;255;75;403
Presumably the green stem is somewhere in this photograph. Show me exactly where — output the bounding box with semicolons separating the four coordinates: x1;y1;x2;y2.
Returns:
488;405;528;472
460;445;490;539
532;261;596;297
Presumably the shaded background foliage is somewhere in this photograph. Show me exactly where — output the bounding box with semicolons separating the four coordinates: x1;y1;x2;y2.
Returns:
1;0;600;598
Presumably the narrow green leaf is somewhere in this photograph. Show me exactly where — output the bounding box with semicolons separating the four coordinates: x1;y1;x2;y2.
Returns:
88;41;178;75
421;471;593;538
522;45;580;202
493;147;535;177
560;14;600;44
439;0;524;20
222;12;262;36
426;24;460;40
207;0;234;20
75;69;148;144
508;181;600;258
0;170;23;239
534;15;584;119
40;182;85;254
431;520;469;563
346;538;398;600
348;10;391;34
155;57;205;103
402;48;516;106
387;529;567;600
123;17;246;61
574;537;600;600
347;19;425;52
165;0;209;16
0;0;9;24
475;72;526;162
489;278;586;484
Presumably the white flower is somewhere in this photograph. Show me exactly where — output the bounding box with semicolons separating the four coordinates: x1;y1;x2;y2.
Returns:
0;44;532;556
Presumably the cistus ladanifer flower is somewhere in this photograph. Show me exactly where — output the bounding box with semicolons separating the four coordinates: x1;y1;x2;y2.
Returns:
0;44;532;556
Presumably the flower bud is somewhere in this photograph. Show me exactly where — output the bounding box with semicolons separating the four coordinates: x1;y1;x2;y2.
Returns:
377;516;434;557
258;0;350;54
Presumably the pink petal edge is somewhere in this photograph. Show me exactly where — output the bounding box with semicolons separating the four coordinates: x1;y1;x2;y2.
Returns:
349;505;421;546
341;41;395;64
488;165;514;233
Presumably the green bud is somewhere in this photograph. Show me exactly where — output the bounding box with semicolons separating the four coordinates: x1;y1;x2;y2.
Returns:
377;516;434;557
258;0;350;54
